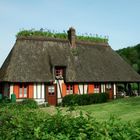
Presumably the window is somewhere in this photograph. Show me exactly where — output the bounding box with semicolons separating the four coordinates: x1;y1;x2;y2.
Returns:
94;84;100;93
106;84;111;89
34;83;44;98
19;84;28;98
48;86;55;95
55;67;64;79
66;84;73;94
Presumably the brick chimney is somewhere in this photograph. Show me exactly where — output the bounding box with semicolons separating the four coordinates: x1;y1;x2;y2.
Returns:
67;27;76;48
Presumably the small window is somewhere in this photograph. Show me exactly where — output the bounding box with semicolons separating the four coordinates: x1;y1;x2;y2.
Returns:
48;86;55;93
94;84;99;89
19;84;23;98
106;84;111;89
24;85;27;97
94;84;100;93
66;84;73;94
55;68;64;79
48;86;55;96
19;84;28;98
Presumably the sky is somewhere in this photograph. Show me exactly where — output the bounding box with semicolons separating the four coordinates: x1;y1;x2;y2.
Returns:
0;0;140;66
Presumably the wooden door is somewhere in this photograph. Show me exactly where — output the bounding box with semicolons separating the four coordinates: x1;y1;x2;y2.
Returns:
46;85;57;106
106;84;113;99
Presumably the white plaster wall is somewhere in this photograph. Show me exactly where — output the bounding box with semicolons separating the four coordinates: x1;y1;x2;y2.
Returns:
79;84;83;94
35;98;45;104
34;83;45;99
34;84;37;98
84;84;88;94
37;84;41;98
101;84;105;93
113;83;116;99
55;80;64;102
16;98;45;104
42;84;45;99
104;84;106;92
10;84;13;99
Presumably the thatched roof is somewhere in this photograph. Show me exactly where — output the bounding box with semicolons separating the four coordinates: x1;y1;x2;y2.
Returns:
0;36;140;83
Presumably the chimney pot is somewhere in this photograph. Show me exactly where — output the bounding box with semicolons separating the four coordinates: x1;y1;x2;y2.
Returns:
67;27;76;48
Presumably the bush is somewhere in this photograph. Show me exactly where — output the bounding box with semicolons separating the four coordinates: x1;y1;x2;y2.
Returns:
0;96;11;103
0;107;139;139
21;99;38;109
62;93;109;106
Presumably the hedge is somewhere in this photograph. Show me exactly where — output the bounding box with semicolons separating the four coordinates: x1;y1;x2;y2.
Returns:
0;106;139;139
62;93;109;106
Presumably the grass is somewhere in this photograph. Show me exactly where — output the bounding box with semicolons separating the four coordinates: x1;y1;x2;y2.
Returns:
79;97;140;122
41;97;140;122
16;29;108;43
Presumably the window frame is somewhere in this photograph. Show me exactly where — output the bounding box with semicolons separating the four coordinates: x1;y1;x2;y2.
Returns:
55;67;65;79
106;83;112;89
94;83;100;93
19;84;28;98
66;84;73;94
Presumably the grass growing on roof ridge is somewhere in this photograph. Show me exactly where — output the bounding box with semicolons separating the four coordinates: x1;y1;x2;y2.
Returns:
16;29;108;43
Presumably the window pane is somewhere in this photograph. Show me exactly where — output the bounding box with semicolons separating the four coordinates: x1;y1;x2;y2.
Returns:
19;87;22;97
48;86;55;93
55;68;64;78
24;87;27;97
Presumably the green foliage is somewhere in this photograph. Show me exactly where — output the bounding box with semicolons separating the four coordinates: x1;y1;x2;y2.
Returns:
77;34;108;43
21;99;38;109
0;104;139;139
117;44;140;73
16;29;67;39
16;29;108;43
62;93;109;106
0;96;11;103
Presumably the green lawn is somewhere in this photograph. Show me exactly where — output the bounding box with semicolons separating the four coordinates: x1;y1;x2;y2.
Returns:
41;97;140;123
78;96;140;122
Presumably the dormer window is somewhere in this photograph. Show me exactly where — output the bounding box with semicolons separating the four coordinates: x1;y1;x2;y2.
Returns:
55;67;64;79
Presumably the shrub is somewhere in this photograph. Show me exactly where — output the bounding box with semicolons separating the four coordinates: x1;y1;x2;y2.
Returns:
21;99;38;109
0;107;139;139
62;93;109;106
0;96;11;103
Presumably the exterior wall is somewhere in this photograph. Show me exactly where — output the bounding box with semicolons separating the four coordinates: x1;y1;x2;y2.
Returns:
13;84;19;98
54;80;64;103
104;83;114;99
88;84;94;94
4;82;116;105
4;83;9;97
79;84;83;94
10;84;13;99
33;83;45;104
113;83;116;99
101;84;105;93
74;84;78;94
28;84;34;98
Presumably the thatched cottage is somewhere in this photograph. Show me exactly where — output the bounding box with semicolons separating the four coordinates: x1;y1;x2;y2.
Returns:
0;27;140;105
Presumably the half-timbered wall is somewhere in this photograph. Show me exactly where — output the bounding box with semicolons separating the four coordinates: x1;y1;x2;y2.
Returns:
8;82;115;104
33;83;45;104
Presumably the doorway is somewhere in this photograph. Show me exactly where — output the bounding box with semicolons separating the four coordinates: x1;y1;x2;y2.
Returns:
46;84;57;105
